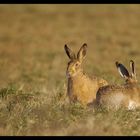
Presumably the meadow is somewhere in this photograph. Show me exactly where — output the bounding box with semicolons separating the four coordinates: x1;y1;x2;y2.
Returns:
0;4;140;135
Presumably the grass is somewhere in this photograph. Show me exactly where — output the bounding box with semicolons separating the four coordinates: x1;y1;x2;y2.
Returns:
0;4;140;135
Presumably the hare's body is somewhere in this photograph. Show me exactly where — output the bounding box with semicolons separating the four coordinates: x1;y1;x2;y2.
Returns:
64;43;108;106
96;83;140;110
68;73;108;105
96;60;140;110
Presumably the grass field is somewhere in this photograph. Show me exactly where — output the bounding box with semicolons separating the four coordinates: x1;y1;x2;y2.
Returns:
0;4;140;135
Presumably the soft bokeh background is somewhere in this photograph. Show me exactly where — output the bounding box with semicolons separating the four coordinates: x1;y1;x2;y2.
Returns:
0;4;140;136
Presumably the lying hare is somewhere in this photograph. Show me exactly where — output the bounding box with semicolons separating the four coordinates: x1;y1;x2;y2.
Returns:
64;43;108;106
96;60;140;110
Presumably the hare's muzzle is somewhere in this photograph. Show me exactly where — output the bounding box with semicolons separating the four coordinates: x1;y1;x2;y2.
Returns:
66;68;75;78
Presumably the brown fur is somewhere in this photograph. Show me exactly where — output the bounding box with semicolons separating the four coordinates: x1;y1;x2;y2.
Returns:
67;73;108;105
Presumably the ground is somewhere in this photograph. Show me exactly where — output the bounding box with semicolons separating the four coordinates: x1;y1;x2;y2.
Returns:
0;4;140;135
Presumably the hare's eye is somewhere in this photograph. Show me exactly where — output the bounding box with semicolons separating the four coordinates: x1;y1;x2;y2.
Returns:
75;63;79;67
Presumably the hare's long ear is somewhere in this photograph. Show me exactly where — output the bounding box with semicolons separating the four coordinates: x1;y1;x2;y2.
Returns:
64;44;76;60
130;60;136;79
77;43;87;62
116;61;130;79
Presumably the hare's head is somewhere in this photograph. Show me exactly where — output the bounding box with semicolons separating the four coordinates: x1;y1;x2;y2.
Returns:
64;43;87;78
116;60;137;84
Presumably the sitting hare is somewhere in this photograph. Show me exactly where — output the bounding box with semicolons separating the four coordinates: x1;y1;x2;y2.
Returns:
64;43;108;106
96;60;140;110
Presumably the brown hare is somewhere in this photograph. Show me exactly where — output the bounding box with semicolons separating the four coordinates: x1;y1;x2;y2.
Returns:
96;60;140;110
64;43;108;106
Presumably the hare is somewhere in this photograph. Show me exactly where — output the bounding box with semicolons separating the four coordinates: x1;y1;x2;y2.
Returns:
64;43;108;106
96;60;140;110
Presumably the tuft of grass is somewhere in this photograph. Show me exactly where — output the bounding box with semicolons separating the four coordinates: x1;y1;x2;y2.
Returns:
0;84;140;136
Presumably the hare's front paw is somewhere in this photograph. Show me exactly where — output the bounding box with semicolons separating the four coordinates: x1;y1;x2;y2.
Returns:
128;100;137;110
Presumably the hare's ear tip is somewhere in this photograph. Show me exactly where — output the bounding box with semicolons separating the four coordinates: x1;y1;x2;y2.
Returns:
130;60;134;63
82;43;88;49
83;43;87;47
64;44;68;49
115;61;119;66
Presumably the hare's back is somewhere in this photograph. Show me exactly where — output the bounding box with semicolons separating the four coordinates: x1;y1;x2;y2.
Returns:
96;85;128;110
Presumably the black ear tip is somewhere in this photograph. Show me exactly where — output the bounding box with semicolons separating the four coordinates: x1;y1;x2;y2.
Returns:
115;61;119;66
83;43;87;47
64;44;68;49
130;60;134;63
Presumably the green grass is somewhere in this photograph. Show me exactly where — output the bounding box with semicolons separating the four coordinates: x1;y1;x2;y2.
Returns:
1;85;140;135
0;4;140;135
